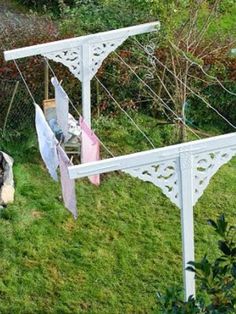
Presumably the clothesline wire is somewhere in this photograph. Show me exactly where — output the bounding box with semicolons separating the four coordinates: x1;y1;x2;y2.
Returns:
12;57;114;158
170;41;236;97
97;59;176;123
44;57;115;157
95;76;156;149
45;56;156;150
113;51;201;139
13;60;36;105
2;22;114;159
133;37;236;130
44;57;82;117
11;52;199;154
10;47;197;152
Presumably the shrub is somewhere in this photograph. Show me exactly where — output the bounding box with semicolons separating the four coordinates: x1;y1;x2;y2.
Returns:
15;0;75;13
157;214;236;313
0;12;59;131
59;0;236;134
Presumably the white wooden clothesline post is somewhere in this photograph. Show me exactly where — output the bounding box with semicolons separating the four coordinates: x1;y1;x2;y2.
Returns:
68;132;236;300
4;21;160;126
4;22;236;301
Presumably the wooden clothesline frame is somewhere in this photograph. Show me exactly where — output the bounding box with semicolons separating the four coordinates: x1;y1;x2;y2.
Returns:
4;21;160;127
4;22;236;301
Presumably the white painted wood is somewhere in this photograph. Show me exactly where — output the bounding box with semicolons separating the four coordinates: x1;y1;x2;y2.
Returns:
124;158;180;207
68;132;236;180
82;44;91;126
4;21;235;301
192;147;236;205
4;22;160;61
68;132;236;300
179;151;195;300
4;21;160;131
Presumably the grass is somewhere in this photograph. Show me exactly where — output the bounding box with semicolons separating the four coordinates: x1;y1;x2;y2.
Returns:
0;113;236;313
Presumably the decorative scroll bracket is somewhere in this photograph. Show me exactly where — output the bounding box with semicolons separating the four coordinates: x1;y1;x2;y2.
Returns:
4;22;160;126
41;37;129;82
68;132;236;300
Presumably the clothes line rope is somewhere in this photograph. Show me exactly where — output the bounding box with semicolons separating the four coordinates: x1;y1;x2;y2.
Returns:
95;76;156;149
113;51;201;140
44;57;115;158
45;58;157;150
170;41;236;97
13;60;36;105
44;58;82;118
133;38;236;131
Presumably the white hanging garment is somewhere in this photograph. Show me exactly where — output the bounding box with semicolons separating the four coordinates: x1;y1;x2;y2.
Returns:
35;104;59;181
57;145;77;219
51;77;69;141
68;113;81;140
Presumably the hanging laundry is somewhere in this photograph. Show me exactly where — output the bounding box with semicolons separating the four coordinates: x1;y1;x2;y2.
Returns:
66;113;81;145
80;117;100;186
51;77;69;141
35;104;58;181
57;145;77;219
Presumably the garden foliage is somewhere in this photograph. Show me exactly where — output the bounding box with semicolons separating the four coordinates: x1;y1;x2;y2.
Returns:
59;0;236;136
1;0;236;135
157;214;236;313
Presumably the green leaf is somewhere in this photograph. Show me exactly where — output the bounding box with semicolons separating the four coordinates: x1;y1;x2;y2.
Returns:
231;263;236;278
218;240;231;256
207;219;218;229
186;266;195;273
231;247;236;257
216;214;228;237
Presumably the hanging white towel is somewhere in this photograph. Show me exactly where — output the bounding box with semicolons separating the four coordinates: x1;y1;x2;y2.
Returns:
35;104;59;181
51;77;69;141
57;145;77;219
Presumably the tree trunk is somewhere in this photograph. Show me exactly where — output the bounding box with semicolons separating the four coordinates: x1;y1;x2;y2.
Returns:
179;120;186;143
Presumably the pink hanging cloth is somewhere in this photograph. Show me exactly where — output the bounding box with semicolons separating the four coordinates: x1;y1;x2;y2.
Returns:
80;117;100;186
57;145;78;219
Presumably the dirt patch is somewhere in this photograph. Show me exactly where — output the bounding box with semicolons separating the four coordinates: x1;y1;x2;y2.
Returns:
31;210;44;219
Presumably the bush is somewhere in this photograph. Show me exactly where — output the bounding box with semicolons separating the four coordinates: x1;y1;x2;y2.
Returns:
0;12;60;132
187;82;236;133
157;214;236;313
59;0;236;130
15;0;76;13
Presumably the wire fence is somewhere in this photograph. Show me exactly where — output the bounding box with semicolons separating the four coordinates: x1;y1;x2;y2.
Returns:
0;79;43;135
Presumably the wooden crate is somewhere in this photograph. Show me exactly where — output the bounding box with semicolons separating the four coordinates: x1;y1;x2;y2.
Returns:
43;99;55;112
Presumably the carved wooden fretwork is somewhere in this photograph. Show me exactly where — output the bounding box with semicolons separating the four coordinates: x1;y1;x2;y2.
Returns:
42;37;128;82
124;159;181;208
193;148;236;205
43;36;128;82
90;37;128;79
124;147;236;208
42;48;82;81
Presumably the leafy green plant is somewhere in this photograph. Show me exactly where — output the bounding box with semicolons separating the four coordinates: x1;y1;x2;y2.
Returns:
157;214;236;313
58;0;236;142
15;0;75;14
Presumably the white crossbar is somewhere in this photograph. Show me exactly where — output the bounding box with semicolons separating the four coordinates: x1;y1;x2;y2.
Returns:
68;132;236;179
4;22;160;61
68;131;236;301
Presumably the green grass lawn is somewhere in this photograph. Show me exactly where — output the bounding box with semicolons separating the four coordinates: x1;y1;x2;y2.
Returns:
0;114;236;313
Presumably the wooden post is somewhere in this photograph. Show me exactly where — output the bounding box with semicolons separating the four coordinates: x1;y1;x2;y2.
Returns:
81;44;91;127
67;131;236;300
3;81;19;134
179;151;195;300
96;79;100;118
44;59;49;100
